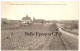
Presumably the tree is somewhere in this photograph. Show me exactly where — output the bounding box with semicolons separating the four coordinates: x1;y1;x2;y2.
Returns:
49;23;58;32
71;23;78;29
3;21;7;24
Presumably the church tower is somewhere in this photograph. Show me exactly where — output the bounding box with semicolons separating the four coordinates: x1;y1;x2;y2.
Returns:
33;17;35;23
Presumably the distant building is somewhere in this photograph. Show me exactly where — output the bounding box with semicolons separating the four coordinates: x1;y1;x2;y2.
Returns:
33;17;44;23
1;18;21;25
45;20;56;24
8;20;20;24
22;15;32;24
1;18;7;25
1;18;21;27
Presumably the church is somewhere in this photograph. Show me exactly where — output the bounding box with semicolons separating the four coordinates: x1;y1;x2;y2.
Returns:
22;15;32;24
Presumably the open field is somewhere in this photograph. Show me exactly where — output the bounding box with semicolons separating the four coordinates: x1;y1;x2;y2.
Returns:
62;28;78;35
1;23;78;50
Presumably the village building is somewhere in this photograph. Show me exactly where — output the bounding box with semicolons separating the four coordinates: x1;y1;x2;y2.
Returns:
33;17;45;24
1;18;7;25
44;20;57;24
1;18;21;25
8;20;20;24
22;15;32;24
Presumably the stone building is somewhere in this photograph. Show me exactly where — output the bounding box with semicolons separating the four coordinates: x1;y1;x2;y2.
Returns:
22;15;32;24
33;17;44;24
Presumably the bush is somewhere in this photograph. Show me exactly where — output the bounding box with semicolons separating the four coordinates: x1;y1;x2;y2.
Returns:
71;23;78;29
3;21;7;24
49;23;58;32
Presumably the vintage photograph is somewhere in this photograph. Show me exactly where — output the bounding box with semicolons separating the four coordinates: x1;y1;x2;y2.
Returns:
1;1;79;50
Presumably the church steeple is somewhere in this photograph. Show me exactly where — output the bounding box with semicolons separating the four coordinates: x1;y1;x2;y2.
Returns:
33;16;35;22
26;15;28;17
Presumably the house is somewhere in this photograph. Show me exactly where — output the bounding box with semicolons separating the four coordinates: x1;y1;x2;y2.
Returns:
44;20;57;24
22;15;32;24
1;18;21;25
1;18;7;25
33;17;45;24
33;19;44;23
8;20;20;24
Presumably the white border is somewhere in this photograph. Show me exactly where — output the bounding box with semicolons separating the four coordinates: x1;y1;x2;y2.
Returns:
0;0;80;1
0;0;79;51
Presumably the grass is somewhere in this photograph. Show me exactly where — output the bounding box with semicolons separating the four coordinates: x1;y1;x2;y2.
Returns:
1;23;78;50
1;23;51;50
62;28;78;35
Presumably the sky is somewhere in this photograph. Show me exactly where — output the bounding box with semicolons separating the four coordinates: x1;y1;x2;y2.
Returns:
1;1;79;20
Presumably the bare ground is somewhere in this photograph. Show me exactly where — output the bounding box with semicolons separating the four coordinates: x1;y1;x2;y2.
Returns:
1;24;78;50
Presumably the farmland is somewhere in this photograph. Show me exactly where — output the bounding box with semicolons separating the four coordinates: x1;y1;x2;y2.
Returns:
1;23;78;50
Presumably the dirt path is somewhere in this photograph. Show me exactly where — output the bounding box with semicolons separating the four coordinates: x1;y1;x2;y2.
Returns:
59;28;78;50
59;28;78;40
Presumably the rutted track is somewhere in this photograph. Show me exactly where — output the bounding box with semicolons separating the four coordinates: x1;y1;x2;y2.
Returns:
59;28;78;50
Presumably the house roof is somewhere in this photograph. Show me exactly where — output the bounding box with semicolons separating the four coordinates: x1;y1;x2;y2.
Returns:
34;19;44;21
34;19;44;23
22;17;31;20
22;15;31;20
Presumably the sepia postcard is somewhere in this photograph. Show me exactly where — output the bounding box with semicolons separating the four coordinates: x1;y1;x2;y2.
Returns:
1;1;79;51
